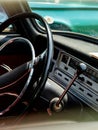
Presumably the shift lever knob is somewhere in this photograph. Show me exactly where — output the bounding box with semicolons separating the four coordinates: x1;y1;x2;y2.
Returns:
77;63;87;74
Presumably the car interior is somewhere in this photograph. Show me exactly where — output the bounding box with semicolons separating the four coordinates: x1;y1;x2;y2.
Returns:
0;0;98;129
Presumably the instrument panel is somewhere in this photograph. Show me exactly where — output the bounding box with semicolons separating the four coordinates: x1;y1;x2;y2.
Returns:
49;46;98;112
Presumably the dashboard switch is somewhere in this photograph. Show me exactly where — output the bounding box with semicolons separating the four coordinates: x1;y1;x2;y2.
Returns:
78;76;85;82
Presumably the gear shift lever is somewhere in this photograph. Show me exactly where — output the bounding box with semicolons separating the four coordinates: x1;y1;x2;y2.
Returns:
48;63;87;114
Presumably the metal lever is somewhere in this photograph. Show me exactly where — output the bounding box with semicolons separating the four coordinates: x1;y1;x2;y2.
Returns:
48;63;87;114
56;63;87;107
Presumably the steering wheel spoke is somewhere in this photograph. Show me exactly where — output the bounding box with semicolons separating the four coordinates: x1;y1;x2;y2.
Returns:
34;50;46;66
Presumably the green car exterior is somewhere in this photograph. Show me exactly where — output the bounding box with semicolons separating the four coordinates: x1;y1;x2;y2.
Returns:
28;0;98;37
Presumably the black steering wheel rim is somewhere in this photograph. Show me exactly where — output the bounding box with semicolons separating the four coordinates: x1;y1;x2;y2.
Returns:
0;12;53;115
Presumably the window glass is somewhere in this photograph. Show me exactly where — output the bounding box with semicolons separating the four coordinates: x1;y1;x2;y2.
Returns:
0;5;7;23
28;0;98;38
0;5;15;33
28;0;98;3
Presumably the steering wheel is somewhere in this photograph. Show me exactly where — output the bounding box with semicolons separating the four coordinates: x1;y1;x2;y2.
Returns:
0;12;53;116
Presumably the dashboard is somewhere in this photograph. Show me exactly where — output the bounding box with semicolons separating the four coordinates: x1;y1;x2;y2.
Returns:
49;34;98;112
1;32;98;114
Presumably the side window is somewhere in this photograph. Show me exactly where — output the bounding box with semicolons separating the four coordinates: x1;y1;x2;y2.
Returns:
0;6;7;23
0;6;16;33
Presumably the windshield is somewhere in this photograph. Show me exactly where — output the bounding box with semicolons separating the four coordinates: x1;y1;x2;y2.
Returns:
27;0;98;38
28;0;98;3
